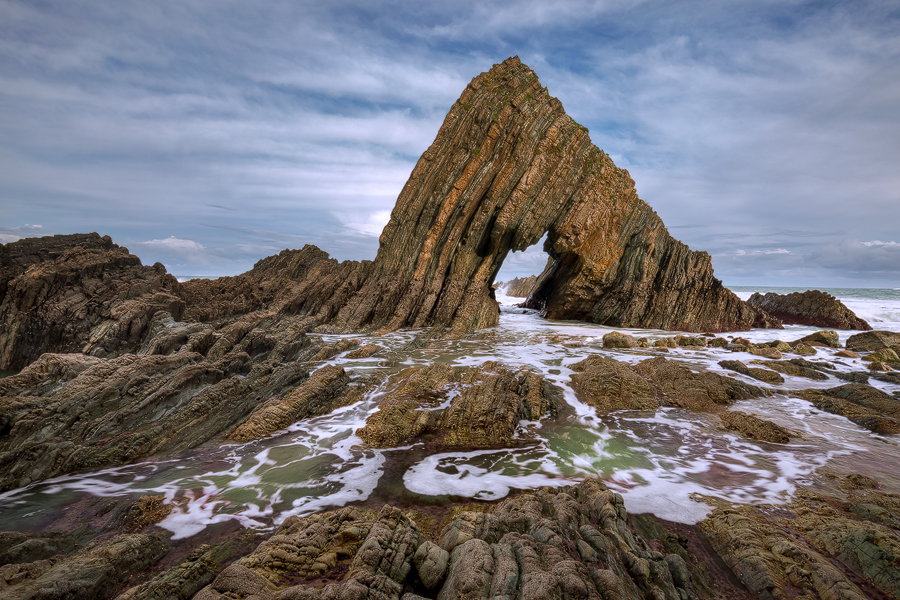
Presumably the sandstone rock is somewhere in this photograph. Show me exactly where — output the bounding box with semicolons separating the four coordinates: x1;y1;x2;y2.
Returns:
752;359;829;380
864;348;900;363
228;365;352;442
763;340;792;352
846;330;900;352
701;485;900;600
653;337;678;348
789;342;817;355
795;330;841;347
170;58;773;336
345;344;382;359
747;290;871;330
0;233;184;370
602;331;636;348
720;411;791;443
675;335;706;347
356;362;557;448
708;337;727;348
0;532;78;567
117;541;243;600
0;350;315;491
794;383;900;434
0;533;167;600
413;540;449;590
717;360;784;384
633;356;764;412
748;346;782;359
194;563;277;600
868;361;894;372
836;350;861;358
570;355;658;414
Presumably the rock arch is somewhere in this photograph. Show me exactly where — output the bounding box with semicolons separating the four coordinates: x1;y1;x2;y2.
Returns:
321;57;771;333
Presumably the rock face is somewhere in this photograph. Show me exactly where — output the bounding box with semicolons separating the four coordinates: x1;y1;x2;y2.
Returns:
747;290;871;330
846;330;900;352
0;331;369;491
0;233;184;370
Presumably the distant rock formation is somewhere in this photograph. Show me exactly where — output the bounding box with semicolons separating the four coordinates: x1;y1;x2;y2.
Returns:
497;275;538;297
0;233;183;371
747;290;871;330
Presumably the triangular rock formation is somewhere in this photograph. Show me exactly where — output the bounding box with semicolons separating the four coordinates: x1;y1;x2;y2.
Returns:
319;56;772;333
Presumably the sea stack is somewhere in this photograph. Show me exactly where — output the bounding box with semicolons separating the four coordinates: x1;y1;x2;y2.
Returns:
325;56;774;333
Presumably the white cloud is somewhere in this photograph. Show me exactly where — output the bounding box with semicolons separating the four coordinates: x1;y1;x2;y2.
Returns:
136;236;205;252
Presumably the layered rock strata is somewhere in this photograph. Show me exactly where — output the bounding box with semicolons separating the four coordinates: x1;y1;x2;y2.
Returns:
700;475;900;600
570;355;765;415
356;361;558;448
0;328;370;491
173;57;773;335
186;479;722;600
497;275;538;297
747;290;871;330
0;233;183;370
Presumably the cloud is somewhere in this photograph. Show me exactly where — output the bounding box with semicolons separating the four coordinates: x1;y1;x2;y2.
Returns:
1;1;898;287
0;224;45;243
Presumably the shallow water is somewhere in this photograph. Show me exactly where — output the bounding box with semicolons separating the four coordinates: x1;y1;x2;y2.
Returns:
1;287;898;538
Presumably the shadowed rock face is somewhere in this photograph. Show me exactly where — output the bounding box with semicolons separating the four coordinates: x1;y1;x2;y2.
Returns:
0;233;184;371
747;290;871;330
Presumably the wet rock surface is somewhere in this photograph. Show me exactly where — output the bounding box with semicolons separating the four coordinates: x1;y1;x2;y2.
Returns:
794;383;900;434
184;479;742;600
356;361;558;448
747;290;872;330
700;474;900;600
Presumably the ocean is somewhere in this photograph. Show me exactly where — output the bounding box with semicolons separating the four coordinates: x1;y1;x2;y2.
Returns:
1;286;898;538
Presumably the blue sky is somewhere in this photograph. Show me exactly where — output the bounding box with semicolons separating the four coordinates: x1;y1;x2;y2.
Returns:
1;0;898;287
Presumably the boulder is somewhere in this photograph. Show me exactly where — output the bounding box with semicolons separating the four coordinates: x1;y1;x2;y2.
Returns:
355;362;558;448
795;330;841;348
846;330;900;352
717;360;784;384
570;355;658;414
720;410;792;443
863;348;900;364
602;331;637;348
747;290;871;330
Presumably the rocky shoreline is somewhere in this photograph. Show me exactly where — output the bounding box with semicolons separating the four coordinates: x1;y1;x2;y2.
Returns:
2;57;899;599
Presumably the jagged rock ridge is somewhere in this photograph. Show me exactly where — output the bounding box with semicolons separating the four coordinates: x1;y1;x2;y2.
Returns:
747;290;871;330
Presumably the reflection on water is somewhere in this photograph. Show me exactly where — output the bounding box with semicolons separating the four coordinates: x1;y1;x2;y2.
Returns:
1;291;898;537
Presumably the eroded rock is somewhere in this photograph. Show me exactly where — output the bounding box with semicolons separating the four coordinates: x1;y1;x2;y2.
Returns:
747;290;871;330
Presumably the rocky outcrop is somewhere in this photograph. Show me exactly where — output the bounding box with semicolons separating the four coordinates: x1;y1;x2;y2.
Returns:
720;410;792;443
570;355;764;416
356;362;558;448
190;479;728;600
0;233;184;370
498;275;538;298
182;57;771;335
0;532;168;600
846;330;900;352
701;477;900;600
794;383;900;434
747;290;871;330
717;359;784;384
0;333;367;491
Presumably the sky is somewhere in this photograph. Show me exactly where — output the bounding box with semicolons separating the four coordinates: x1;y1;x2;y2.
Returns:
1;0;898;288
